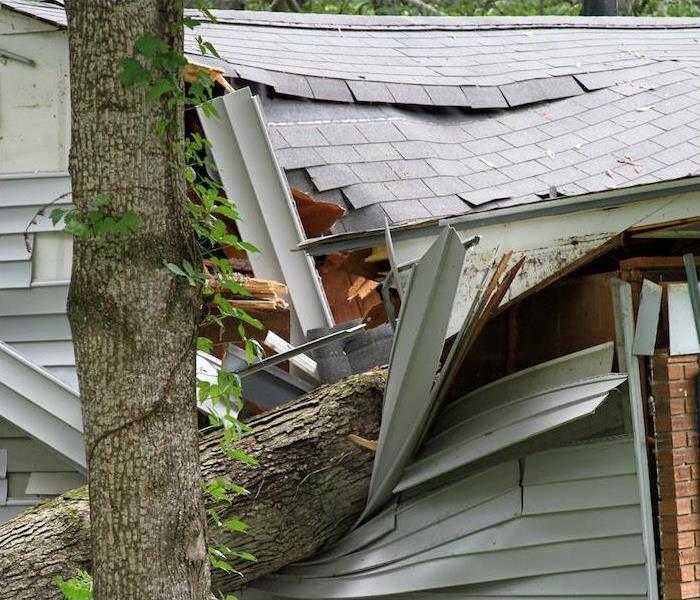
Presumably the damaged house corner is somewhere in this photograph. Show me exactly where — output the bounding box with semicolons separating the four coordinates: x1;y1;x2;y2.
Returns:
1;2;700;600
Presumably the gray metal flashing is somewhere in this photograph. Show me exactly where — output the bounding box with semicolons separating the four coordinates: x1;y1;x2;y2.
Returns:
610;278;660;600
435;341;615;430
632;279;662;356
668;282;700;355
361;226;467;520
233;323;366;379
197;87;333;342
683;253;700;342
253;436;647;600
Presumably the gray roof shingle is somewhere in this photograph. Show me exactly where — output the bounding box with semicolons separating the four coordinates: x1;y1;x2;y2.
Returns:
267;62;700;230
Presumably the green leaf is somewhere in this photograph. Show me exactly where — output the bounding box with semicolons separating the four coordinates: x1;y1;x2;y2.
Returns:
226;447;259;466
197;337;214;354
222;519;248;533
120;210;142;233
148;78;176;102
134;34;167;58
118;57;149;87
163;261;187;278
50;207;69;226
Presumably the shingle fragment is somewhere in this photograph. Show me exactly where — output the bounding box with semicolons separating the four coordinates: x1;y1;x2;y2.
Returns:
348;80;394;103
386;83;433;105
272;72;314;98
342;182;396;208
382;200;431;223
424;176;470;196
275;147;325;169
318;123;367;145
461;86;508;109
350;162;398;183
308;164;360;191
385;179;434;200
424;86;470;107
355;121;405;143
420;195;471;217
499;76;584;107
316;145;365;164
307;77;354;102
279;126;328;148
388;159;437;179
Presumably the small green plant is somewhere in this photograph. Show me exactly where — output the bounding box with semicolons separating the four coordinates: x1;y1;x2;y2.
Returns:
51;194;142;239
55;570;93;600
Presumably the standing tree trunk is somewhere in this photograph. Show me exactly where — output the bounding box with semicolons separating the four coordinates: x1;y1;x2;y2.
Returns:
65;2;210;598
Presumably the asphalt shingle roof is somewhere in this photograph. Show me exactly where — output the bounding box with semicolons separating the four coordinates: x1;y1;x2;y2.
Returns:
266;64;700;230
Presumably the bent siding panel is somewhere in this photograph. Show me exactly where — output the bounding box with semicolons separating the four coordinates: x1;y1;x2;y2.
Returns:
254;436;647;600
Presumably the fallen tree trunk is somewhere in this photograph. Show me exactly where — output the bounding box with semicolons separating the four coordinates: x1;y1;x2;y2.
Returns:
0;371;385;600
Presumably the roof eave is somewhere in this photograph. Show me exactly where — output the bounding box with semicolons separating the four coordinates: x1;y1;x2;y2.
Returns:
298;175;700;256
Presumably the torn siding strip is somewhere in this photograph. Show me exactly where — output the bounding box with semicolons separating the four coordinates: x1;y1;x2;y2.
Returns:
254;437;646;600
360;226;467;521
396;373;626;493
610;279;660;600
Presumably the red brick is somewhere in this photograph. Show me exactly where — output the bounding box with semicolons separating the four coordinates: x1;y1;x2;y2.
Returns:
660;480;700;499
662;499;693;516
685;363;700;379
680;531;696;548
667;354;699;364
680;581;700;597
693;498;700;515
676;465;693;481
673;414;700;431
663;583;683;600
674;448;700;465
673;398;691;415
657;418;675;434
677;514;700;532
679;547;700;564
681;565;696;582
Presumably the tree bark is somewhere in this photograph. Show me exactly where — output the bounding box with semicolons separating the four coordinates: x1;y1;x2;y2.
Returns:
0;371;385;600
65;2;209;599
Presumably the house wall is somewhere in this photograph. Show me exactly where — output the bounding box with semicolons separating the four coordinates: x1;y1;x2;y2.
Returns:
0;417;85;522
0;9;70;173
651;352;700;600
0;12;80;519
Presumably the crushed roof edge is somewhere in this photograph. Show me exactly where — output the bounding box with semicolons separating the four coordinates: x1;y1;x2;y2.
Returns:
296;175;700;255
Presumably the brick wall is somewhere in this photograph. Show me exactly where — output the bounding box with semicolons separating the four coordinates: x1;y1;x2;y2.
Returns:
652;352;700;600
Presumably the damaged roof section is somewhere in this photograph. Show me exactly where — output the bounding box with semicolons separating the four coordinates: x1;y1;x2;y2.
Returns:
269;66;700;232
185;13;700;108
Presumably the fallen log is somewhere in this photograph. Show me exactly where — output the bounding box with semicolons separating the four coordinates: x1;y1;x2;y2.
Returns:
0;371;385;600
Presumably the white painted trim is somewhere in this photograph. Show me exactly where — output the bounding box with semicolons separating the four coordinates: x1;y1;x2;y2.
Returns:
198;87;333;343
611;279;660;600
